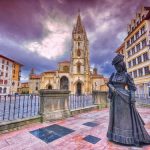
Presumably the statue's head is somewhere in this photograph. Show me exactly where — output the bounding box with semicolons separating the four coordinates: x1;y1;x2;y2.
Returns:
112;54;127;73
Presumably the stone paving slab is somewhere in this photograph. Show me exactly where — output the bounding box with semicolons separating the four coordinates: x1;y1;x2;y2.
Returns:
0;108;150;150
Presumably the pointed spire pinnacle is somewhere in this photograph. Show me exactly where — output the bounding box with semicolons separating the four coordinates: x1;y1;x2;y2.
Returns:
74;9;84;33
78;8;80;15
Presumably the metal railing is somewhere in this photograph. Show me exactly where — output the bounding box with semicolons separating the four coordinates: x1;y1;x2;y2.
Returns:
69;94;95;110
0;94;40;122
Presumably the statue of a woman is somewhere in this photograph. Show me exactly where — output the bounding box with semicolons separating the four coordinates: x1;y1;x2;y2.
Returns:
107;54;150;147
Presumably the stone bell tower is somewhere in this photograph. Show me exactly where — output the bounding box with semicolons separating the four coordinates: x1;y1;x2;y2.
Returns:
70;11;91;94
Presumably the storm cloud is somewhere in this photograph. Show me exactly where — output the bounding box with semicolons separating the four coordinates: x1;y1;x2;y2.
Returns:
0;0;149;81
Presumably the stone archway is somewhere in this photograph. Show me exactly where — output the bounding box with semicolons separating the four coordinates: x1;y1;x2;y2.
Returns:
76;82;82;95
60;76;69;90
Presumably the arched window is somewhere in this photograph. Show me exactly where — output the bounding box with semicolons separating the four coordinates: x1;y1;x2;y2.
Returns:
77;49;81;57
77;63;81;73
36;86;38;91
76;82;82;95
60;76;69;90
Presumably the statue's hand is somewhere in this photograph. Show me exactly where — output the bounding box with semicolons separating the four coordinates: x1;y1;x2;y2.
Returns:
108;84;116;93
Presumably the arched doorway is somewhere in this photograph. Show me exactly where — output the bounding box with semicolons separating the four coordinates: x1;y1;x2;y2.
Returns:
47;84;52;89
76;82;82;95
60;76;69;90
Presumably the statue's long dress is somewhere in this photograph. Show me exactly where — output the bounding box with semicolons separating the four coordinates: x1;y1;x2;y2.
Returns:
107;72;150;145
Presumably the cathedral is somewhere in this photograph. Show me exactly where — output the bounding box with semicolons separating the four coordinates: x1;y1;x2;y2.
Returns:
29;13;107;95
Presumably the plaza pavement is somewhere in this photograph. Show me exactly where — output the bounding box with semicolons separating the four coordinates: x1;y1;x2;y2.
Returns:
0;107;150;150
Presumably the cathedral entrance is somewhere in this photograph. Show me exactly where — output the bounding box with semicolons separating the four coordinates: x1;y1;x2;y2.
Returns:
47;84;52;89
76;82;82;95
60;76;69;90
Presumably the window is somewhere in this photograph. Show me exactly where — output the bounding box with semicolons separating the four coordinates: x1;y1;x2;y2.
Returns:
78;42;80;46
133;70;137;78
137;56;142;64
4;80;7;84
5;73;8;77
2;59;5;64
77;63;81;73
128;61;131;68
142;15;145;20
135;31;139;39
7;61;9;65
36;86;38;91
129;72;132;77
12;82;15;86
3;87;7;93
131;47;135;55
144;66;149;75
0;80;3;84
136;43;140;51
2;65;4;69
77;49;81;56
148;87;150;97
138;68;143;77
127;40;130;48
6;66;8;70
131;36;134;44
132;58;136;66
0;87;2;93
1;72;3;76
143;52;148;61
141;25;146;34
127;50;131;57
142;39;146;48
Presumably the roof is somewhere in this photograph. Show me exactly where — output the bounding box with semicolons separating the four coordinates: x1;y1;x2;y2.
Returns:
91;74;104;78
125;6;150;40
42;70;56;74
0;54;23;66
30;74;41;79
21;82;29;85
115;43;125;53
58;61;70;64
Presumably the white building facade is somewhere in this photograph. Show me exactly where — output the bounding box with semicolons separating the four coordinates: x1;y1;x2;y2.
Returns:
0;56;13;95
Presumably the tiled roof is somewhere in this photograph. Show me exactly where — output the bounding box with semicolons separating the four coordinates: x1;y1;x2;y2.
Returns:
0;54;23;66
30;74;41;79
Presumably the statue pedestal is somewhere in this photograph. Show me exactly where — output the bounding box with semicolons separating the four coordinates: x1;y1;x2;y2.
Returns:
40;90;70;122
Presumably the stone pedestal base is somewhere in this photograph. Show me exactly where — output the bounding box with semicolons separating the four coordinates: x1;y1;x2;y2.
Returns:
40;90;71;122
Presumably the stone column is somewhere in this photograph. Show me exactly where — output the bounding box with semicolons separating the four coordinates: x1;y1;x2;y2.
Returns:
40;90;70;122
92;91;108;109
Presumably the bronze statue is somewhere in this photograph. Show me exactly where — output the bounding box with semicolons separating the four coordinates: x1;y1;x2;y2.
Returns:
107;54;150;147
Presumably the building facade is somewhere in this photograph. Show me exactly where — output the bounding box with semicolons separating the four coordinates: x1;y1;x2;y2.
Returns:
0;55;22;95
124;6;150;97
29;69;41;94
39;13;107;94
18;82;29;94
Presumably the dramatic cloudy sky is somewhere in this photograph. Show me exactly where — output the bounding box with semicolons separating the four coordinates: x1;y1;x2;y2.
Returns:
0;0;150;81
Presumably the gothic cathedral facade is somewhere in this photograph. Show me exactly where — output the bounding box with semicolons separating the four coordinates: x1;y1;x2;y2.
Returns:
39;13;106;94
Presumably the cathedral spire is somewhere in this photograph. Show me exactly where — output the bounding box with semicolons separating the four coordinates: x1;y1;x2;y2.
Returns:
74;10;84;33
